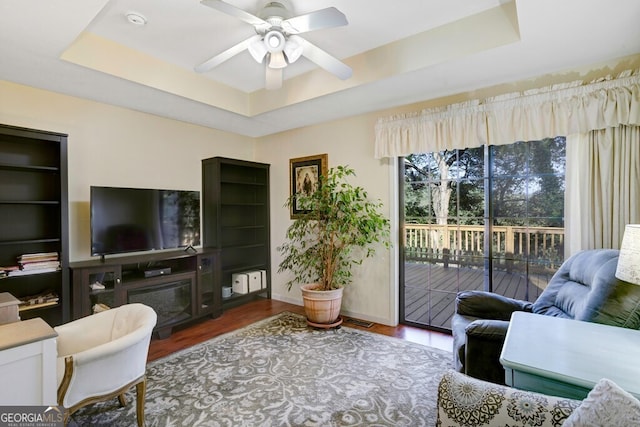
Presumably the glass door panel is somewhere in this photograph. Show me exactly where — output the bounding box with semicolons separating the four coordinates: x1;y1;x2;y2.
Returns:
401;138;565;332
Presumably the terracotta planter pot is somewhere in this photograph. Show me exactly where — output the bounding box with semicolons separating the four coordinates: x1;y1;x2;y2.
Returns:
300;283;343;327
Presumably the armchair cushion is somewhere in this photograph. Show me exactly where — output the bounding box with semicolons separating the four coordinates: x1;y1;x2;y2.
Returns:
436;370;580;427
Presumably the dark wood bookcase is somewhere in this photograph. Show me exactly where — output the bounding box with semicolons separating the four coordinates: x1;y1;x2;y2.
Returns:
202;157;270;308
0;123;69;326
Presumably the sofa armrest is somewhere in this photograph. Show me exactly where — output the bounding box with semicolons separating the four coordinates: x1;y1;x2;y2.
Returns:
437;370;581;426
465;318;510;340
456;290;533;320
464;319;511;384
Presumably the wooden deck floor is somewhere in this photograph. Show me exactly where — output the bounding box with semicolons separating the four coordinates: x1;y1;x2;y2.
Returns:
403;262;553;330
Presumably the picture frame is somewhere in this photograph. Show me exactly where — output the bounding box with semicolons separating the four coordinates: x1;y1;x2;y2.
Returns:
289;154;328;218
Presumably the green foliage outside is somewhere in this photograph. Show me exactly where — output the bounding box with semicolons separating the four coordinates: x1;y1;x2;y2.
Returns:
404;137;566;265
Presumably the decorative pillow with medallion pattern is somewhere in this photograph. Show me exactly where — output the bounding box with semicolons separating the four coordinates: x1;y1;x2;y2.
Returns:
436;370;581;427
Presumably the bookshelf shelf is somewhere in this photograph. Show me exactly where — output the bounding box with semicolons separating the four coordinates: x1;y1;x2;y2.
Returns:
0;200;60;205
19;301;59;312
0;163;59;172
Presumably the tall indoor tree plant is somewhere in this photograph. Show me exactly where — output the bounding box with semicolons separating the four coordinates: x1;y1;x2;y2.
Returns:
278;165;390;327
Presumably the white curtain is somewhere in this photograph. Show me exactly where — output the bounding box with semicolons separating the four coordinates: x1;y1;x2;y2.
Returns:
484;74;640;145
566;126;640;254
374;100;487;159
375;70;640;157
376;69;640;253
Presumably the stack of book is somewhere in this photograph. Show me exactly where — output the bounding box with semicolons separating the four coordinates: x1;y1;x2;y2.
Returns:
18;290;59;311
8;252;60;276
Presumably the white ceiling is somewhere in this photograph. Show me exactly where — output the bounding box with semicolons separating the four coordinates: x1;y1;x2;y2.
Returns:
1;0;639;138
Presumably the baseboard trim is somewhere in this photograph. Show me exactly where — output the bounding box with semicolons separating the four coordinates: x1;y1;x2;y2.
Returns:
271;293;395;327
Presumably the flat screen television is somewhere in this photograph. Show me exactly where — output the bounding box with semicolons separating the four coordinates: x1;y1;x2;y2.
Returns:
90;186;200;257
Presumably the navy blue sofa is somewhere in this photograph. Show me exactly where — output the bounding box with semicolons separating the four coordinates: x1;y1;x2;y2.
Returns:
452;249;640;384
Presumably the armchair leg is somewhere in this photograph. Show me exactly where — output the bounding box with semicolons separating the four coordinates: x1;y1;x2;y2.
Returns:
136;377;147;427
58;374;147;426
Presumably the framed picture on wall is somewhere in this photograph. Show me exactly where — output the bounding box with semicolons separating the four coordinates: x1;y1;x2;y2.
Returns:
289;154;328;218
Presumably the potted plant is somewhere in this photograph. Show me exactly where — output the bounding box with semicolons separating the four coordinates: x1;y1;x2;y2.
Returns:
278;165;391;327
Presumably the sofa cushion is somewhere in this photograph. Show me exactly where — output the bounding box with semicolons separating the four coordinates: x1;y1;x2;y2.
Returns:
562;378;640;427
436;370;580;427
532;249;640;328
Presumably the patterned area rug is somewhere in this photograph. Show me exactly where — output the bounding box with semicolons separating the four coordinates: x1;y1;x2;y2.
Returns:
70;312;453;426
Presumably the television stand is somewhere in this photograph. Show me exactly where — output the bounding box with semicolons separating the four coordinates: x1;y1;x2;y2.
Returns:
183;245;197;253
70;248;221;337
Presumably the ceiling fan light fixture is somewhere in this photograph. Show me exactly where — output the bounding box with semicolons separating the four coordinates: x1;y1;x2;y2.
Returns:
265;66;283;90
263;30;285;52
268;51;287;69
283;39;303;63
248;38;268;63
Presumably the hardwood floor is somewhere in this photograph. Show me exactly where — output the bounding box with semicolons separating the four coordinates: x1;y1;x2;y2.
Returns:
148;298;453;362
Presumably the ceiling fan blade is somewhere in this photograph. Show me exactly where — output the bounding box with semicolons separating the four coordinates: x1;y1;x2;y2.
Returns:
290;35;352;80
195;35;261;73
265;67;282;90
282;7;347;34
200;0;270;29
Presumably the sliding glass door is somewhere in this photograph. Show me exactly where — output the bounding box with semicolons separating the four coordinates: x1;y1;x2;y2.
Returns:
400;137;565;331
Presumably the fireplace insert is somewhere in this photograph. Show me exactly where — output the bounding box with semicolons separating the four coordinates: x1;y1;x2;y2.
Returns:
127;279;194;330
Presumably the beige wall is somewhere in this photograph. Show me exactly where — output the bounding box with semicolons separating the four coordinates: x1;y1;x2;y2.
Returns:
0;81;256;261
257;116;397;326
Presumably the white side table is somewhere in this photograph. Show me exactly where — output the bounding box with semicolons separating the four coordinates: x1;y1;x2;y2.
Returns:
500;311;640;400
0;317;58;405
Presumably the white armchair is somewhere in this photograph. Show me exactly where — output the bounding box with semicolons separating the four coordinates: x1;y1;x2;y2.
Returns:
54;303;157;426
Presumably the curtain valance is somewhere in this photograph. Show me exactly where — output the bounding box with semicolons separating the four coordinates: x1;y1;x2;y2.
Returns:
374;69;640;158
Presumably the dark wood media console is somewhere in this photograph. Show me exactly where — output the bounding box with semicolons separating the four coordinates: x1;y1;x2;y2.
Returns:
69;248;220;338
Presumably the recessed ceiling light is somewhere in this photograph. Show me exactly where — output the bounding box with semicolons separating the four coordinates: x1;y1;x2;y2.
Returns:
126;12;147;26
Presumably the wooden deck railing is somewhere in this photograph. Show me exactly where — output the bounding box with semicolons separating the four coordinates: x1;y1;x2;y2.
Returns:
404;224;565;270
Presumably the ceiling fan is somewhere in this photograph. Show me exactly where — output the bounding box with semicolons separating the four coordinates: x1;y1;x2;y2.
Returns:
194;0;352;90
